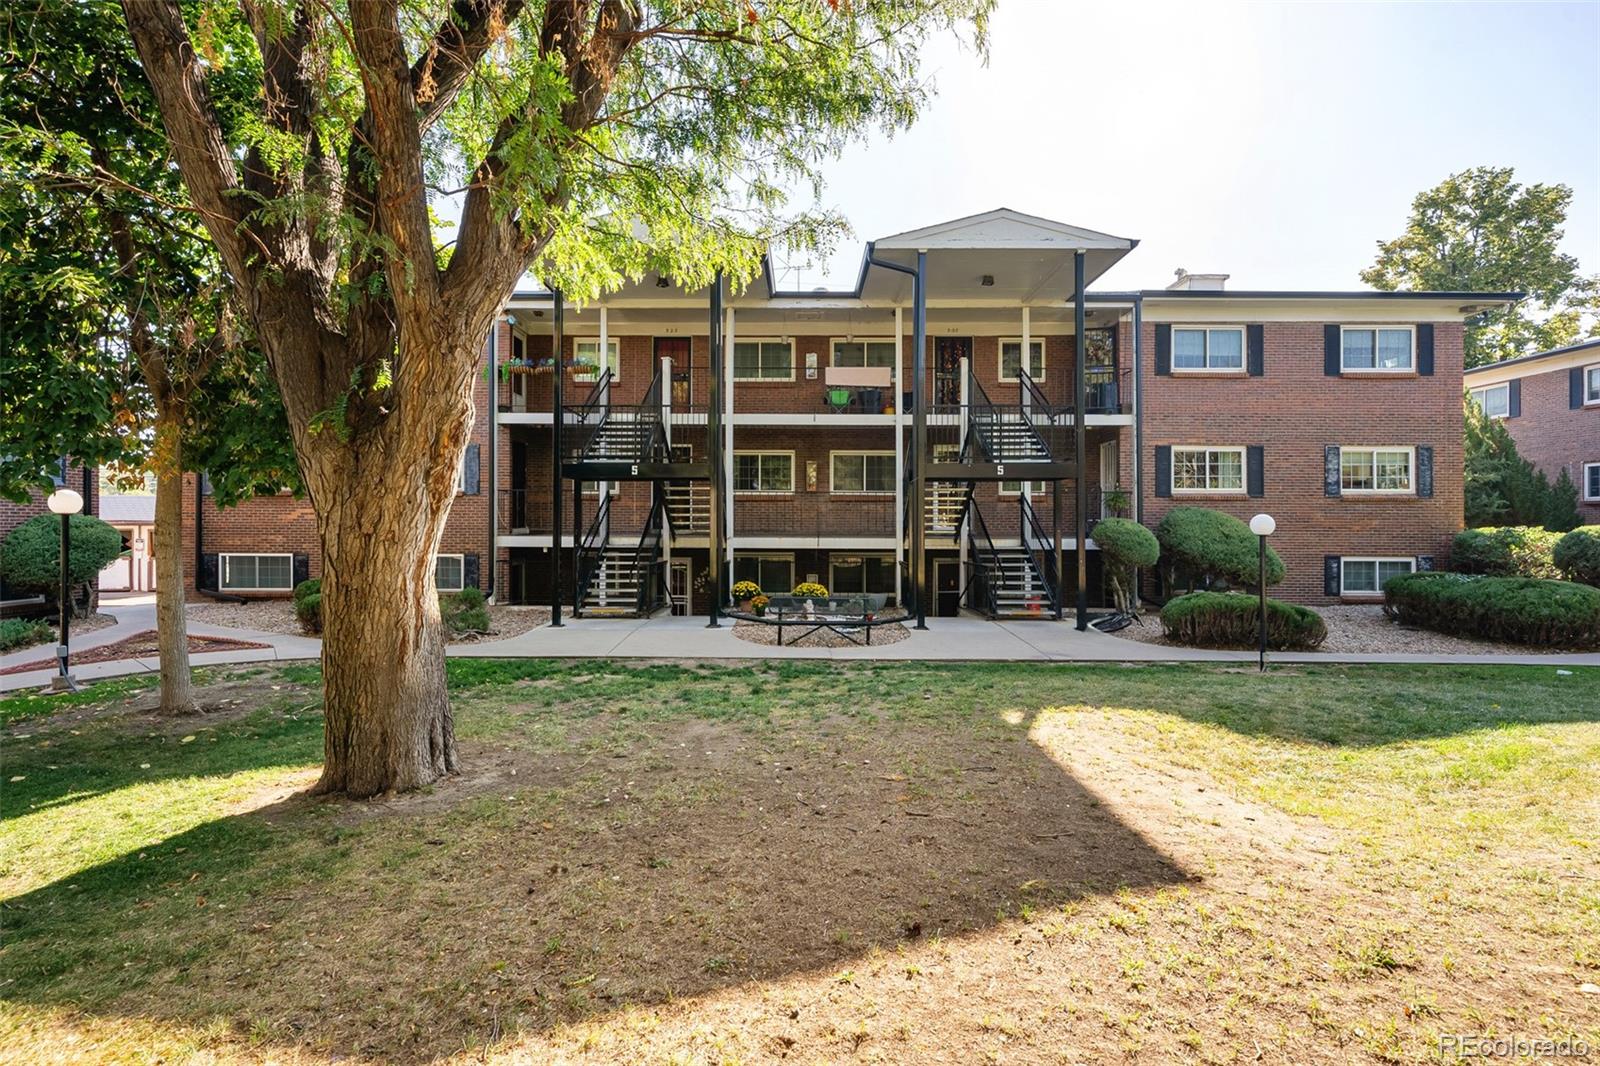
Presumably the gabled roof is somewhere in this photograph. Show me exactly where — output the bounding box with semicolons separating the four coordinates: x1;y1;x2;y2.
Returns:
871;207;1137;252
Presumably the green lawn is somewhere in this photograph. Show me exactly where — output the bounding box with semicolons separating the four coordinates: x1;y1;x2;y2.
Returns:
2;660;1596;1064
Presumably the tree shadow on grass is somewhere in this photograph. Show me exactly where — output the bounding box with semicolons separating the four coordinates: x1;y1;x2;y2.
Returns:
0;703;1189;1063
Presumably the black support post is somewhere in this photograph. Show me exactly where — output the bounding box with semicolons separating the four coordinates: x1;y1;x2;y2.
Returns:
550;289;565;626
912;250;928;629
1073;252;1088;630
572;479;582;617
1053;479;1064;620
706;272;724;627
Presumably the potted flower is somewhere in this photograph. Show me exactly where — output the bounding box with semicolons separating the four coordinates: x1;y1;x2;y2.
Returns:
732;580;761;611
750;593;770;617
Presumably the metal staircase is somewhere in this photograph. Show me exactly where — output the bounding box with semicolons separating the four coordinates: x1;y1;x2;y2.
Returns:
570;368;669;466
967;374;1051;463
664;480;711;535
964;495;1060;619
574;496;669;618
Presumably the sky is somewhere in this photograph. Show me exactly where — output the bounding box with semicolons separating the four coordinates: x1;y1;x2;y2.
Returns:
769;0;1600;293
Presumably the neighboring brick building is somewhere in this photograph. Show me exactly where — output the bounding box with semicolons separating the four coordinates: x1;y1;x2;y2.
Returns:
1463;338;1600;526
183;208;1517;615
1;459;99;614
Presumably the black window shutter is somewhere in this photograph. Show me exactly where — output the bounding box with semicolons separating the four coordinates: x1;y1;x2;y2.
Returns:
1246;445;1264;498
1324;445;1341;496
1417;324;1434;376
1416;445;1433;498
463;443;481;495
1154;445;1172;497
1573;367;1586;409
1154;325;1172;376
200;552;220;592
464;553;480;590
1324;556;1341;597
1246;325;1264;377
1324;325;1342;376
1415;555;1434;572
292;554;310;588
1508;378;1521;418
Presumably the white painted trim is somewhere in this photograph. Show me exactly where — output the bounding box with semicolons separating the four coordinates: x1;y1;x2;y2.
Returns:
828;336;898;369
498;534;577;548
571;337;621;384
731;336;796;382
1169;325;1246;372
1169;445;1247;495
828;450;897;495
1587;363;1600;405
1340;325;1416;373
1464;347;1600;386
1583;462;1600;502
435;553;466;592
1468;382;1510;419
732;449;796;494
1338;556;1416;598
218;552;295;593
997;336;1046;382
733;536;898;550
1338;445;1416;495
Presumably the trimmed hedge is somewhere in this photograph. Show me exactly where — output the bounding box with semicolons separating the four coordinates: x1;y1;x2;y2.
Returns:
1553;526;1600;587
1160;591;1327;651
444;586;490;636
1451;526;1561;579
0;617;53;652
1155;507;1284;594
1384;572;1600;648
0;513;124;595
1092;518;1159;615
293;578;322;635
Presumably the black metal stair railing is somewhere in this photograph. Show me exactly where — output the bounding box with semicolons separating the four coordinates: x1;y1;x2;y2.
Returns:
1018;492;1061;615
568;365;669;465
964;500;1003;618
966;370;1052;464
573;493;611;618
629;495;670;616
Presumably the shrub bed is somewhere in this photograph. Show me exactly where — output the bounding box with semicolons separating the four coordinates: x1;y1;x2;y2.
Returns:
0;618;53;652
1155;508;1283;594
1553;526;1600;587
1092;517;1159;615
1450;527;1562;579
1160;591;1327;650
293;578;322;635
444;587;490;636
1384;572;1600;648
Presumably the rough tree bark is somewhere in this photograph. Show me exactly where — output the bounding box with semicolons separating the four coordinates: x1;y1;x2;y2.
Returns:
120;0;636;796
150;416;195;714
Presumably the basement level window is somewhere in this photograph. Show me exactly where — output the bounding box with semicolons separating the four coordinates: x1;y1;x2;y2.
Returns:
220;554;293;592
1340;557;1415;597
436;554;464;592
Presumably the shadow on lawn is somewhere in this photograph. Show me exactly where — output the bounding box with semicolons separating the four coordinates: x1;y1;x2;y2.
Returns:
0;703;1189;1063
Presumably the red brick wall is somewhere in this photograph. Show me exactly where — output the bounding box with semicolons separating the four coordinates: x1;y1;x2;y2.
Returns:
1;460;99;610
1140;321;1467;604
1493;361;1600;525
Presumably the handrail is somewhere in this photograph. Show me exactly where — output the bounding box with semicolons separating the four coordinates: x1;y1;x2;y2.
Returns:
1018;365;1054;420
572;367;612;420
630;495;667;615
573;493;611;614
965;500;1002;617
1018;493;1061;613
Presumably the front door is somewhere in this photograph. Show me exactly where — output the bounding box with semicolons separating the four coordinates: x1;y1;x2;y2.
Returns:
1098;440;1120;520
656;337;693;409
934;337;970;408
669;560;691;615
934;559;962;617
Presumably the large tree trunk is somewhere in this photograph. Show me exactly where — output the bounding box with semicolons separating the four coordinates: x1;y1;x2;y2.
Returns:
152;416;196;714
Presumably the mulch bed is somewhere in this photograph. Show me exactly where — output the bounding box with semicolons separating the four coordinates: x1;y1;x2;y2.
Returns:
0;630;270;676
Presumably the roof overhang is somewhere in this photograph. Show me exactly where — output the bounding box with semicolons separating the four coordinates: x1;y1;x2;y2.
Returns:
1140;290;1523;324
1464;338;1600;383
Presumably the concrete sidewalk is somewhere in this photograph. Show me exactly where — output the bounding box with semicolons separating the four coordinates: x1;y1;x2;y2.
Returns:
3;606;1595;694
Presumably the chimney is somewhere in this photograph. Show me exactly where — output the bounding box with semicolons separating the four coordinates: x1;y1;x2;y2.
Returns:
1168;268;1229;292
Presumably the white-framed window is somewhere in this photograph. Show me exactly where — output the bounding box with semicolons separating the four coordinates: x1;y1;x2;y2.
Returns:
1172;327;1245;371
732;338;795;381
1171;446;1246;493
1586;364;1600;405
829;555;897;599
830;451;895;494
219;553;293;592
831;339;896;369
1341;326;1414;372
572;338;621;383
1340;556;1415;597
1340;446;1414;494
580;481;620;497
999;479;1045;496
999;338;1045;382
1584;462;1600;502
435;554;465;592
733;553;794;594
1469;383;1510;418
733;451;794;493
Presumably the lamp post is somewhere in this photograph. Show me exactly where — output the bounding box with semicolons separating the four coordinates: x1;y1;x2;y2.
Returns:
1249;513;1275;672
46;487;84;692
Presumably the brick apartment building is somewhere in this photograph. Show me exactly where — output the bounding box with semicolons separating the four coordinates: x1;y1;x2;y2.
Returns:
1;458;98;615
181;209;1517;620
1464;338;1600;525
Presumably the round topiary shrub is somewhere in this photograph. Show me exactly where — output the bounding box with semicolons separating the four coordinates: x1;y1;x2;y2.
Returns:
0;513;124;602
1155;507;1284;594
1160;591;1327;650
1552;526;1600;587
1451;527;1562;579
1384;572;1600;648
293;577;322;635
1092;517;1159;615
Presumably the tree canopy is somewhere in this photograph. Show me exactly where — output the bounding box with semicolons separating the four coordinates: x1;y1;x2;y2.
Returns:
1362;166;1599;368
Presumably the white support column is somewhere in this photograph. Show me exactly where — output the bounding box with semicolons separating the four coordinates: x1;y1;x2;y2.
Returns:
893;305;905;604
1021;304;1031;412
724;306;736;571
958;353;969;606
598;304;609;502
661;352;673;578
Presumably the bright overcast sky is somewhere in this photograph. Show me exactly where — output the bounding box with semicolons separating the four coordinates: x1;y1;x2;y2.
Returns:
774;0;1600;293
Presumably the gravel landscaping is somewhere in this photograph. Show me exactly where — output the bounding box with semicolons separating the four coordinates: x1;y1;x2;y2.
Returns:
1111;602;1579;655
188;601;551;643
732;610;910;648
